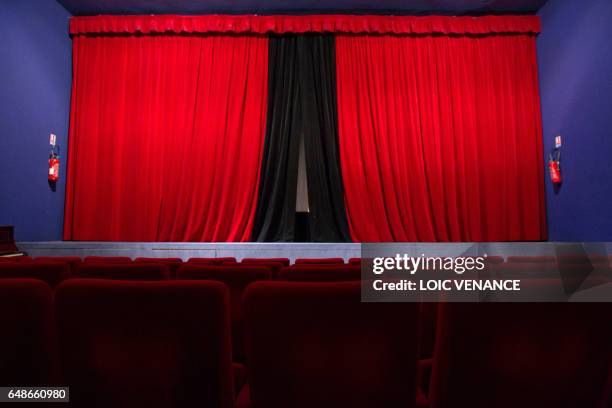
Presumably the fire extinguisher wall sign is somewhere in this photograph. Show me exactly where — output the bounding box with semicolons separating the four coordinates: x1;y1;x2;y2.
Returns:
48;133;60;182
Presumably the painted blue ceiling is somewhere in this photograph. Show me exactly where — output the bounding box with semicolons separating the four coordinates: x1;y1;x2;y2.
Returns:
56;0;549;16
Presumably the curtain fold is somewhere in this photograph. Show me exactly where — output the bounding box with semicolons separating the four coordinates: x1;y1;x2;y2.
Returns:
251;36;301;242
252;34;350;242
64;34;268;241
335;34;547;242
299;35;351;242
70;15;541;36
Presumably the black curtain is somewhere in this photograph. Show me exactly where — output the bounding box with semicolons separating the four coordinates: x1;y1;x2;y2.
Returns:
251;34;351;242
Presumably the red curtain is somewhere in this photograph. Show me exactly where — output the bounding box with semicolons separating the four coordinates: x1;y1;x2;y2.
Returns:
336;34;547;242
70;15;540;36
64;34;268;241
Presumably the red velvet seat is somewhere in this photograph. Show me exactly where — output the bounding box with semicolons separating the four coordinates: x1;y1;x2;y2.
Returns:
278;265;361;281
35;256;82;274
294;257;345;265
242;281;420;408
176;265;272;362
239;261;284;278
84;256;132;263
0;279;57;386
0;262;70;287
506;255;557;263
55;280;234;408
188;257;237;264
348;257;362;265
430;303;612;407
0;255;32;262
75;263;170;280
241;258;290;267
135;257;183;277
483;255;504;264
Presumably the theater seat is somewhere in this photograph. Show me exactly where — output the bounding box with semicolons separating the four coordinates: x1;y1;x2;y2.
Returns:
0;255;32;262
55;280;234;408
506;256;556;263
278;265;361;281
241;258;290;267
348;257;362;265
0;262;70;287
75;263;170;280
84;256;132;263
176;265;272;362
294;257;345;265
239;261;285;278
0;279;57;386
135;257;183;277
430;303;612;407
35;256;82;274
243;282;420;408
188;257;237;264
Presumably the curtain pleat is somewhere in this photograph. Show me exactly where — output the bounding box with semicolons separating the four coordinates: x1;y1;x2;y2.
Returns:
335;34;547;242
252;34;351;242
64;34;269;241
251;36;302;242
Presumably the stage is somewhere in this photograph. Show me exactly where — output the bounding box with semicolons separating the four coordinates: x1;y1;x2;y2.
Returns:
16;241;612;262
17;241;361;262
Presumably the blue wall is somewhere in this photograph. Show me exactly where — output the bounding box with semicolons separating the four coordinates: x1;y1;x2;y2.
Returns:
0;0;71;241
538;0;612;241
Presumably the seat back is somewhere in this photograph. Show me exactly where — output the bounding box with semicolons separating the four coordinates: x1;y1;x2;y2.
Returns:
75;263;170;280
135;258;183;277
244;282;419;408
241;258;290;267
84;256;132;263
0;279;56;385
0;262;70;287
278;265;361;282
0;255;32;262
188;257;237;265
176;265;271;362
430;303;612;407
294;257;345;265
55;280;234;408
239;261;284;278
35;256;82;274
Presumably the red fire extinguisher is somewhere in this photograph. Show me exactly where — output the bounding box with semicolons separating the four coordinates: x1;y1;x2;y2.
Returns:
48;145;60;182
548;150;561;184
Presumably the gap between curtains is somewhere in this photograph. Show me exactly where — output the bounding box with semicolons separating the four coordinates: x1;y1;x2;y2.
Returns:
64;34;268;241
336;34;547;242
251;34;350;242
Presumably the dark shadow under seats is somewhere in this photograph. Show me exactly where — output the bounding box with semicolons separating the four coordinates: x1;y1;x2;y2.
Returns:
176;265;272;363
55;280;234;408
278;265;361;282
0;279;57;386
0;262;70;287
241;281;420;408
429;302;612;407
294;257;345;265
75;263;170;280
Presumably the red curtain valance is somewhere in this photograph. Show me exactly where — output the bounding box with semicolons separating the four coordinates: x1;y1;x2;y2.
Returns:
70;14;541;36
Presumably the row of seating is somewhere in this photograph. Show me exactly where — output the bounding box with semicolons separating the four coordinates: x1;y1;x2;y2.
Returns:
1;278;610;408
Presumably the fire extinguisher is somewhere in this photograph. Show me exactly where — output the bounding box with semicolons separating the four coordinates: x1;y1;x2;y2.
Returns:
548;149;561;184
48;145;60;182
